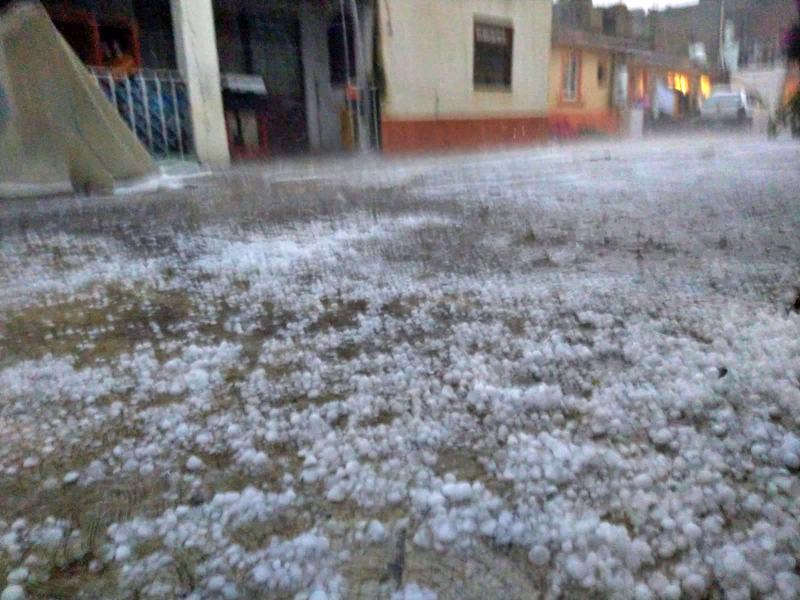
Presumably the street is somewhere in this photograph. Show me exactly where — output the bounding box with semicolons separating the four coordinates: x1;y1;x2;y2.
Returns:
1;134;800;599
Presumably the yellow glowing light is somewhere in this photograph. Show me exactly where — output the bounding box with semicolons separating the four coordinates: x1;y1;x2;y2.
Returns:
667;72;689;95
636;72;646;97
700;75;711;98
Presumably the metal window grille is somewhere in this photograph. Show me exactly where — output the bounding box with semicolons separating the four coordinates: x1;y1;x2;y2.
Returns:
91;68;194;159
474;22;513;88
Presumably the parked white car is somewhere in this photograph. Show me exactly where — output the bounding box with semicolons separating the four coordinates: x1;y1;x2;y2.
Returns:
699;90;767;128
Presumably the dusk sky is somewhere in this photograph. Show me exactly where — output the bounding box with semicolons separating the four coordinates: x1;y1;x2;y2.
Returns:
593;0;698;9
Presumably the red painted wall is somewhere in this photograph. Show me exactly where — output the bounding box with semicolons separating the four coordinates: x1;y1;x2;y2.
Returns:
381;112;625;153
381;116;550;153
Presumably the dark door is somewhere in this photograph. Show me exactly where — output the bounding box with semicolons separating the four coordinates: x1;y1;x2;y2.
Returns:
247;14;308;154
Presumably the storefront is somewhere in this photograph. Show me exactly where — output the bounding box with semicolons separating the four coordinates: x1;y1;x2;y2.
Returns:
212;0;377;159
627;54;709;126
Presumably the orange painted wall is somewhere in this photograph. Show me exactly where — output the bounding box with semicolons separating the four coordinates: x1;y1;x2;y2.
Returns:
549;47;612;111
548;46;619;136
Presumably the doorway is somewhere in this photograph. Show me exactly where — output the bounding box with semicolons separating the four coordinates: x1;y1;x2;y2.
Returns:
226;10;308;157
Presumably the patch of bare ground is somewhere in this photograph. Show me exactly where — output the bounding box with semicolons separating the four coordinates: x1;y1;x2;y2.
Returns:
3;472;172;600
307;298;369;334
0;284;193;367
345;537;543;600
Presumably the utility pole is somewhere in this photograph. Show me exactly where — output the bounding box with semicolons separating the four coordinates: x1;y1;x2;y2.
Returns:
339;0;357;150
348;0;368;152
350;0;369;151
718;0;726;75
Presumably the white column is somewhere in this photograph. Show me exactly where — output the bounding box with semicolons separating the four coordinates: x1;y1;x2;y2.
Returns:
348;0;371;152
358;1;376;152
299;5;323;152
170;0;230;166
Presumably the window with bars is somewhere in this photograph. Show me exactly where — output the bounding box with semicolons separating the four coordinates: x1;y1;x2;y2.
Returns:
473;22;513;89
562;50;580;102
328;14;356;86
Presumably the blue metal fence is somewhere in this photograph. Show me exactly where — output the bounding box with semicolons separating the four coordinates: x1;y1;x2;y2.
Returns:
91;68;193;159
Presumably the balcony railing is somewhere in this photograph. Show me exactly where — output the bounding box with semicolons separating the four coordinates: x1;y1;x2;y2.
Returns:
90;68;193;159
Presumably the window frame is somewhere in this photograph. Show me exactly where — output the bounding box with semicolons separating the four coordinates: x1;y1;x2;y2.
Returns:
561;49;582;104
473;20;514;91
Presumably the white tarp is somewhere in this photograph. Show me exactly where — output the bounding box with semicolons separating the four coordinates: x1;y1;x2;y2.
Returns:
0;1;155;199
655;81;677;117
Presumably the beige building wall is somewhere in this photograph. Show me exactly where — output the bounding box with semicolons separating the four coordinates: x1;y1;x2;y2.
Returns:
379;0;552;120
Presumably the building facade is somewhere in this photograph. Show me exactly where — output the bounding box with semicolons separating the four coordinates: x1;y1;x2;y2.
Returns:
549;31;624;135
550;1;710;136
652;0;797;78
650;0;798;115
377;0;553;152
35;0;555;162
38;0;379;165
212;0;377;159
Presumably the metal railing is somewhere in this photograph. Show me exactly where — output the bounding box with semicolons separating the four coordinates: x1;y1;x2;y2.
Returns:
90;68;194;159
